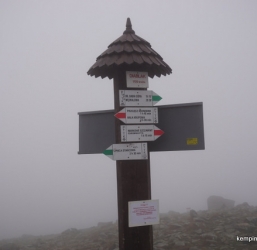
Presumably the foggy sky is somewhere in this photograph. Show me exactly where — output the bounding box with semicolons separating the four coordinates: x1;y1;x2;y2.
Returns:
1;0;257;240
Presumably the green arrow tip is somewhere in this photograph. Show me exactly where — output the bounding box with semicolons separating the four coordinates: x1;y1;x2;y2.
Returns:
152;95;162;102
103;149;113;155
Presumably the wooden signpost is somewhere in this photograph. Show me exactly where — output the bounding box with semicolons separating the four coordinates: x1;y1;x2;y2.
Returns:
82;18;204;250
113;69;154;249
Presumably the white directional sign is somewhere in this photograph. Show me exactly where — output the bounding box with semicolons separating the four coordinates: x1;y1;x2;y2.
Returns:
126;71;149;88
121;125;164;142
128;200;159;227
119;90;162;107
103;143;148;160
114;107;158;124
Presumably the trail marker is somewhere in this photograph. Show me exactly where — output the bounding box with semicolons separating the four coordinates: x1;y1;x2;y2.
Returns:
119;90;162;107
103;143;148;160
114;107;158;124
121;125;164;142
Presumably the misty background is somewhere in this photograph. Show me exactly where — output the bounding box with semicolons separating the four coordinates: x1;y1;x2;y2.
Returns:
1;0;257;240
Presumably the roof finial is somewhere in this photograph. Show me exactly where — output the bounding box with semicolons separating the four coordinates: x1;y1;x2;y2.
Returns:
123;17;135;34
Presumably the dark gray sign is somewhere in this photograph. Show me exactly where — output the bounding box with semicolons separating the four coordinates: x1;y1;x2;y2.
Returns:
78;102;205;154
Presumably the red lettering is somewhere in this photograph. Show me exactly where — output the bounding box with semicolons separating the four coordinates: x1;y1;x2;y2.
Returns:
129;74;146;78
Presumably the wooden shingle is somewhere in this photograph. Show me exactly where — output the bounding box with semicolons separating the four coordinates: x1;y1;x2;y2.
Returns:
87;18;172;79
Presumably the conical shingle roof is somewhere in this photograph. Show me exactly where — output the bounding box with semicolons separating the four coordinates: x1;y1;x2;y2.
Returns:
87;18;172;79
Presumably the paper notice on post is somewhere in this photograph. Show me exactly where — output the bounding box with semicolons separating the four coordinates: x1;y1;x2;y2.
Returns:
128;200;159;227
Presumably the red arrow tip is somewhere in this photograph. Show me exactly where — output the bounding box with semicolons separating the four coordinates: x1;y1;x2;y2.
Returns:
115;112;126;119
154;129;164;136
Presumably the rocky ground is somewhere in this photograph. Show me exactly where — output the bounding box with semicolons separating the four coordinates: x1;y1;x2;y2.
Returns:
1;202;257;250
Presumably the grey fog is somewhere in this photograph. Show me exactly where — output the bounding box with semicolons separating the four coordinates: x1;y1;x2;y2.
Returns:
1;0;257;240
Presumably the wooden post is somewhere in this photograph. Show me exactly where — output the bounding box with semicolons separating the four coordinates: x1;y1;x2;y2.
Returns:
113;69;153;250
87;17;172;250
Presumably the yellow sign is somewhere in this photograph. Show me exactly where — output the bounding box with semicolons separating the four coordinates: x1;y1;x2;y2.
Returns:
187;138;198;145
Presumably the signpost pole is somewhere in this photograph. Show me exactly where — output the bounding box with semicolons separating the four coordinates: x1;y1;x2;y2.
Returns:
81;16;204;250
113;69;153;250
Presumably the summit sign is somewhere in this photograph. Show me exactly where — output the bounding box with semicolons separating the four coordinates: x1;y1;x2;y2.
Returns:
126;71;149;88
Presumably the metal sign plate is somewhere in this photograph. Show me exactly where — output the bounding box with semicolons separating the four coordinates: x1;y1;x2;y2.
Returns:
126;71;149;88
78;102;205;154
103;143;148;160
115;107;158;124
128;200;159;227
119;90;162;107
121;125;164;142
